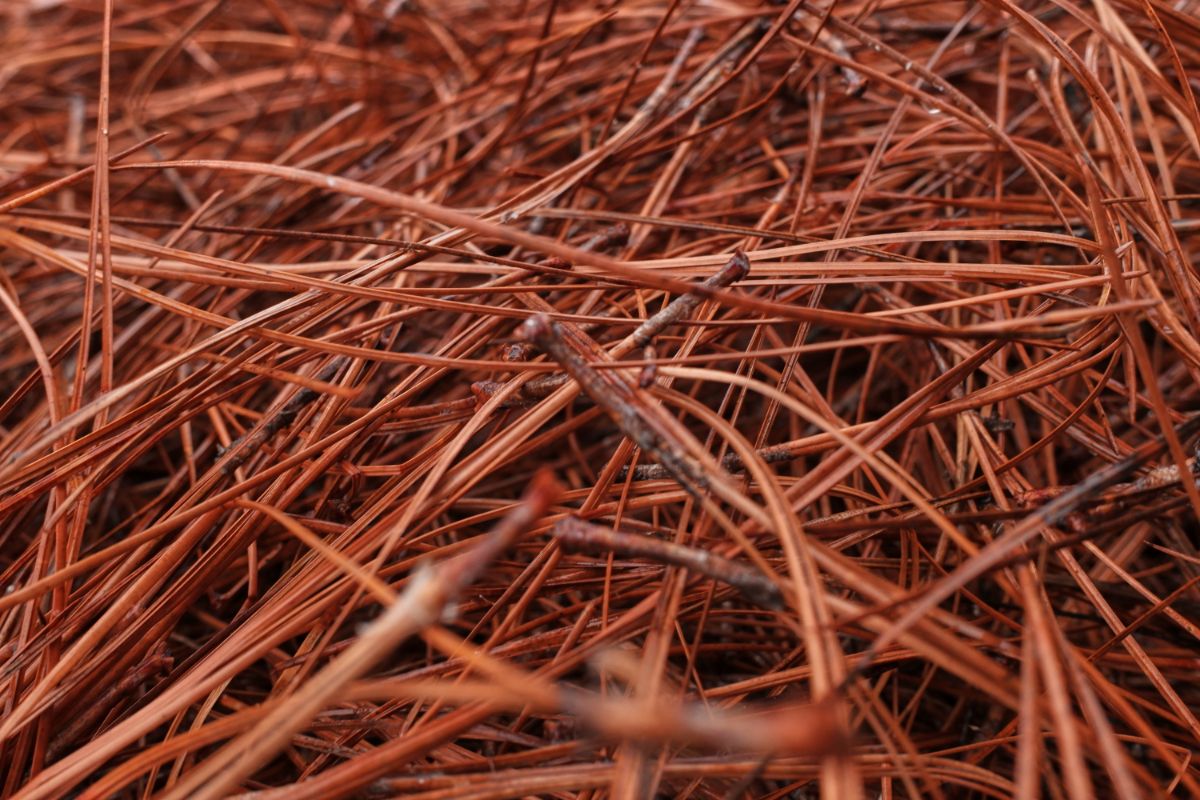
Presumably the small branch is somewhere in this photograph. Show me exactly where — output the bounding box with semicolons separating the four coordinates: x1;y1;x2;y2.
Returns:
792;5;867;96
519;314;711;495
629;251;749;348
620;445;794;482
473;251;749;409
218;356;349;475
853;413;1200;678
346;674;845;758
47;644;172;761
471;374;569;408
553;516;783;609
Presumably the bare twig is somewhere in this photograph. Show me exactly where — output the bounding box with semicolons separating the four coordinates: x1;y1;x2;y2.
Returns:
158;471;562;800
472;250;749;408
519;313;712;495
553;515;783;609
218;355;351;475
629;251;750;348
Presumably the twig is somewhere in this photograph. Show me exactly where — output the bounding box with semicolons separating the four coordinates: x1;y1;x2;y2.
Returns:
854;414;1200;677
218;356;350;475
157;471;562;800
473;251;749;408
552;515;783;609
46;644;172;762
344;675;845;757
628;251;750;348
518;313;712;494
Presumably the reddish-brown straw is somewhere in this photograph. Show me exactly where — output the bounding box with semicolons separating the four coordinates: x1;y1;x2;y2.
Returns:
1;1;1199;797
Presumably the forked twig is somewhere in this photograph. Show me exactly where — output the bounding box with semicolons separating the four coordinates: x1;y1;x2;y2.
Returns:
473;251;749;408
519;313;712;494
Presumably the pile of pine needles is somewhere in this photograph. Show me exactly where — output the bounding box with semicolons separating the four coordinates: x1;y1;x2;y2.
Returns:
1;1;1199;797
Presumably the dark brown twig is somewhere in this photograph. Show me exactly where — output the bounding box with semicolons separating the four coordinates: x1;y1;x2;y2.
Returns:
218;355;351;475
519;313;712;495
474;251;749;408
553;515;783;609
629;251;750;348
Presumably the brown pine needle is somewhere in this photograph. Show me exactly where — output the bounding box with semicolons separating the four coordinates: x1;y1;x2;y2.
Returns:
2;3;1199;798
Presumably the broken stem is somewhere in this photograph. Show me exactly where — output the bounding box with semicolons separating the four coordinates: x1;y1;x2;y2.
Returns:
474;251;749;408
218;355;350;475
518;313;711;495
553;515;783;609
628;251;750;348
